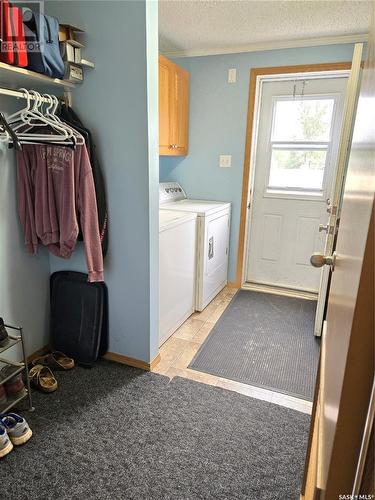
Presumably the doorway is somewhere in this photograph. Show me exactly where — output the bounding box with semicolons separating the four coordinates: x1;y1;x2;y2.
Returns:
243;73;348;294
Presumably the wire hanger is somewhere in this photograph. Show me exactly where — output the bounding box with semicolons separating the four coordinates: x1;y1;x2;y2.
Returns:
293;80;307;100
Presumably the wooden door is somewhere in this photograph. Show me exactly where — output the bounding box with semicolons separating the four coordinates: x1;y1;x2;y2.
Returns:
304;22;375;498
159;55;173;155
159;55;189;156
172;65;189;155
313;44;363;336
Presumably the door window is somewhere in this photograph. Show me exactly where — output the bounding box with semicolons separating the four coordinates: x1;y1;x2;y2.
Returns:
266;96;336;196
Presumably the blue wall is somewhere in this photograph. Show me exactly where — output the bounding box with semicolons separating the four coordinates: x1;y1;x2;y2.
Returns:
47;1;159;363
160;44;355;283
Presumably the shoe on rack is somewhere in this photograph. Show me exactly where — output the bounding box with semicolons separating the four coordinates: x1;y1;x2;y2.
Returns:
0;318;8;347
0;413;32;446
0;424;13;458
1;367;26;399
0;385;7;407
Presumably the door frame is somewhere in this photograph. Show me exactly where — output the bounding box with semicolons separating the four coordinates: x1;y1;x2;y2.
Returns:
235;62;352;289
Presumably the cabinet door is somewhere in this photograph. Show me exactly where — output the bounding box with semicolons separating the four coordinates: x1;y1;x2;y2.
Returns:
172;66;189;156
159;55;189;157
159;56;173;155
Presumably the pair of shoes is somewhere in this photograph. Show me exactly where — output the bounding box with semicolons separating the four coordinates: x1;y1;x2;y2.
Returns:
29;351;74;393
29;365;57;393
0;367;27;403
33;351;75;371
0;413;32;459
0;318;8;347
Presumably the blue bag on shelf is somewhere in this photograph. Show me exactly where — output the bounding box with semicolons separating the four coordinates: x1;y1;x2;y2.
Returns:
23;9;64;79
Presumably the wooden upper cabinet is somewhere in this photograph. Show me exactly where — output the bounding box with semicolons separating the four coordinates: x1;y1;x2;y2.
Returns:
159;55;189;156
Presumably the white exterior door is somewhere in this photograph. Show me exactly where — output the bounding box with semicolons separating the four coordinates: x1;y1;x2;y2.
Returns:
313;44;363;335
245;76;348;292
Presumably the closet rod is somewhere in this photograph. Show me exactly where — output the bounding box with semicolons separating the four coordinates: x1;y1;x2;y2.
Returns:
0;86;62;103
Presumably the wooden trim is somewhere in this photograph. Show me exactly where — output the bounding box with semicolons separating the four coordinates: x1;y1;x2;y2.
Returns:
227;281;239;289
242;282;317;300
27;346;162;372
103;351;161;371
301;356;321;496
26;344;49;364
235;61;353;288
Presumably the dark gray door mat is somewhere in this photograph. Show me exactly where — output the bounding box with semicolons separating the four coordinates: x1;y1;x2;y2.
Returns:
1;361;309;500
189;290;320;401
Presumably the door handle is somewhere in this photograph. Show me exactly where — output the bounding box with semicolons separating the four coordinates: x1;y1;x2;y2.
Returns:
310;252;336;270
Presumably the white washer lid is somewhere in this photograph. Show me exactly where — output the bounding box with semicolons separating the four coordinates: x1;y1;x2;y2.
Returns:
159;210;197;232
161;199;231;216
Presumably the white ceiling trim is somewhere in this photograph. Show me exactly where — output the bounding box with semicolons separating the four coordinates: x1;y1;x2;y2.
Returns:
161;33;368;59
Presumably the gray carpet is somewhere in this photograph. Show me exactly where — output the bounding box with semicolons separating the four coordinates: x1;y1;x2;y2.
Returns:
1;361;310;500
189;290;320;401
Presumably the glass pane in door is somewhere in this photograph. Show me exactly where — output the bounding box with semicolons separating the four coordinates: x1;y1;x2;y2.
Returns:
272;98;335;141
269;148;327;190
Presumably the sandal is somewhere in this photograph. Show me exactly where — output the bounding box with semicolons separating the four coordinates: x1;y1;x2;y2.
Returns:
32;351;75;371
29;365;57;393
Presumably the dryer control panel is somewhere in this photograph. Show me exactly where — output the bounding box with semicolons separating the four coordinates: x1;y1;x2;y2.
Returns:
159;182;186;204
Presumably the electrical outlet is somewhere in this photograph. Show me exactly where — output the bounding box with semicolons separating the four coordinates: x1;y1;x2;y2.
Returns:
219;155;232;168
228;68;237;83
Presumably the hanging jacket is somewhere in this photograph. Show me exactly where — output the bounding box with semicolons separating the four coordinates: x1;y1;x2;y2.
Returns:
17;144;104;283
58;105;109;258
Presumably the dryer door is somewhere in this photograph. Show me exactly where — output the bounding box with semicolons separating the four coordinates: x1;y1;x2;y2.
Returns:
197;210;230;310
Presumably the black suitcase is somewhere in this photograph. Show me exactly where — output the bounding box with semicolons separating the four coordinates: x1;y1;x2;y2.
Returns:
50;271;108;367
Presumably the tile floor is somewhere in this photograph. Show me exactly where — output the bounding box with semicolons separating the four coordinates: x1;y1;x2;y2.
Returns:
153;286;313;415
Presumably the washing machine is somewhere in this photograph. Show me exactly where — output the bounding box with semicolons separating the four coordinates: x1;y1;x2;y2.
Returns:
160;182;231;311
159;210;197;346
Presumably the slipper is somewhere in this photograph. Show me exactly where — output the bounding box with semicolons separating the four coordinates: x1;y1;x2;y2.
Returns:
32;351;75;371
29;365;57;393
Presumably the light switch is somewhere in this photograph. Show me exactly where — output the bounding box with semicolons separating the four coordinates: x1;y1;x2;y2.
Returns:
219;155;232;168
228;68;237;83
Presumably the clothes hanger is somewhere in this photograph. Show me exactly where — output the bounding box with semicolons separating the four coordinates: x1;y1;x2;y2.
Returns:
9;90;75;145
1;88;79;147
6;87;33;125
44;94;85;146
12;91;70;135
9;89;65;132
0;113;22;150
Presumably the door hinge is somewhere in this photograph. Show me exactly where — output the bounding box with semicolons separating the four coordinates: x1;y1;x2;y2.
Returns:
326;204;337;215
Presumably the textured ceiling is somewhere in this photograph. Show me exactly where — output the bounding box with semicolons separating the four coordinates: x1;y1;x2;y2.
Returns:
159;0;371;56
